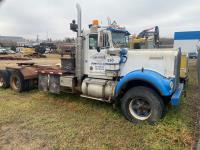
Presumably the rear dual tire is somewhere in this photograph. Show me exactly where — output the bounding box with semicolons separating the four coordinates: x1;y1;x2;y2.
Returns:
0;70;31;92
0;70;11;88
10;71;37;92
121;86;164;124
10;71;25;92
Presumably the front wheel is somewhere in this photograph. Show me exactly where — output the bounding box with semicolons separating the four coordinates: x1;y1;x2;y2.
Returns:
120;86;164;124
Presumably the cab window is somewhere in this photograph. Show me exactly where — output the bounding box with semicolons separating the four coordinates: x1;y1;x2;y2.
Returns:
89;34;98;49
112;32;129;48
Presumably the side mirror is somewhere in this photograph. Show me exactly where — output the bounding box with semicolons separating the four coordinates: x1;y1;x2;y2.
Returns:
70;20;78;32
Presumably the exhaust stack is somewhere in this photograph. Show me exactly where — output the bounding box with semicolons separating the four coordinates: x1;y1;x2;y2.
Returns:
76;3;82;37
75;3;83;89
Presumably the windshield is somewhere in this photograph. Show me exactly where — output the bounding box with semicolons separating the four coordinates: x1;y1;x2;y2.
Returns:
112;32;129;48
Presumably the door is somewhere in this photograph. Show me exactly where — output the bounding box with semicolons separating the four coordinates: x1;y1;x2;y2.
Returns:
87;32;109;77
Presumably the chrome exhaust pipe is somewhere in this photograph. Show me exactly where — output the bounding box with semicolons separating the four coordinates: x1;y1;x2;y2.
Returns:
76;3;82;37
75;3;83;90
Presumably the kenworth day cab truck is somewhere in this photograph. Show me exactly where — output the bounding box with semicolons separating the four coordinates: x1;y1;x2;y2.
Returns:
0;4;183;124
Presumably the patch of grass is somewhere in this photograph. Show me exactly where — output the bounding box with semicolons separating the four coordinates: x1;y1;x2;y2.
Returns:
0;61;198;150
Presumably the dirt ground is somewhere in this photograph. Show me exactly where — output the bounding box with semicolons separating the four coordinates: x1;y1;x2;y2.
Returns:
0;55;199;150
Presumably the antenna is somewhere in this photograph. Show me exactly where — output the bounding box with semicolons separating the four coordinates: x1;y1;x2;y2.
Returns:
107;17;111;26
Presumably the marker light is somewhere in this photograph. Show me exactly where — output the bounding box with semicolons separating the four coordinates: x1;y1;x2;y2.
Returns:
92;20;99;26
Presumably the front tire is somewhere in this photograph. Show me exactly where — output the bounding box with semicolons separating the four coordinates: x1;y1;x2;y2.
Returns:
121;86;164;124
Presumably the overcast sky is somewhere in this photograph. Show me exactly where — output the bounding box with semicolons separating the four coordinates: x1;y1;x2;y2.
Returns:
0;0;200;40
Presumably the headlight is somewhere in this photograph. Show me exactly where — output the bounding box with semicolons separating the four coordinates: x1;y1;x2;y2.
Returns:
170;81;174;89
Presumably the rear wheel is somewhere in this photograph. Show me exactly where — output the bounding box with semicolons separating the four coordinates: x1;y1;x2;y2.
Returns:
121;86;164;124
0;70;10;88
10;71;25;92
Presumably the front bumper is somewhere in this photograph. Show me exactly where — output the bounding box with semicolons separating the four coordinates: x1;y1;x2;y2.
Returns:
170;83;184;106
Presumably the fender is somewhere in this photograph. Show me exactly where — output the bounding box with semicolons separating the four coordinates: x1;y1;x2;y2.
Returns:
115;69;174;97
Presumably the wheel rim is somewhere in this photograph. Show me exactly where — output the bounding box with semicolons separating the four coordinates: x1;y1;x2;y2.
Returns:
0;76;4;87
11;76;20;90
129;97;152;121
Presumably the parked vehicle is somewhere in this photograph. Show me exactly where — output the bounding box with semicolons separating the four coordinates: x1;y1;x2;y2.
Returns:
188;52;197;59
0;48;7;54
20;42;57;56
6;49;16;54
0;4;183;124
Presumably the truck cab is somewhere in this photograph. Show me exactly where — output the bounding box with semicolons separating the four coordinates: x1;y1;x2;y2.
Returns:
83;24;130;78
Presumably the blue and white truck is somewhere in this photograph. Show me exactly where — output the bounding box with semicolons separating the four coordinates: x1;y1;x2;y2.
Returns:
0;4;183;124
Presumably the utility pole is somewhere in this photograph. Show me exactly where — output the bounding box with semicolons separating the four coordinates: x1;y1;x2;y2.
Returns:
46;32;49;41
36;35;39;43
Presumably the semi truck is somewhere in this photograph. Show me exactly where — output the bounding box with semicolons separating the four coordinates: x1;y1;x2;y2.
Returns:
0;4;183;124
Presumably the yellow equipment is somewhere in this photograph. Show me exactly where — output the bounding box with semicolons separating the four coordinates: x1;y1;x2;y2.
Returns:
180;53;189;84
21;47;35;55
129;26;160;49
130;36;154;49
